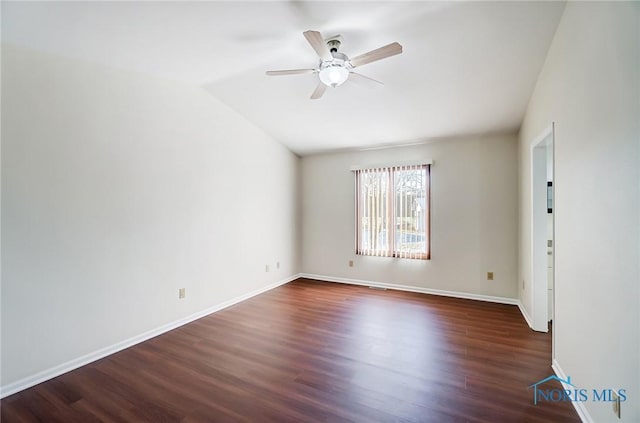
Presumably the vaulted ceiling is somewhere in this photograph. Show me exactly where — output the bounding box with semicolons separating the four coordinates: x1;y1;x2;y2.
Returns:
2;1;565;155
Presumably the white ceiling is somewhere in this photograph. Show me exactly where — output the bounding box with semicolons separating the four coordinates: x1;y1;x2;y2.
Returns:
2;1;565;155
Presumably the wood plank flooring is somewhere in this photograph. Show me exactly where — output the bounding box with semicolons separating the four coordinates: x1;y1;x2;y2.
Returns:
1;278;579;422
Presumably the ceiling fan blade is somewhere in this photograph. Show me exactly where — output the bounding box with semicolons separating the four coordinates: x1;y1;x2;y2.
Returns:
349;42;403;68
310;82;327;100
349;72;384;87
303;30;333;61
266;69;317;76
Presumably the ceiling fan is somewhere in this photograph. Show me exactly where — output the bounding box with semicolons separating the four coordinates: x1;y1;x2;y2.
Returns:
266;30;403;99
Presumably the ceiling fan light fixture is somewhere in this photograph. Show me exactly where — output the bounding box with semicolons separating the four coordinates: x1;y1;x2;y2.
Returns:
319;65;349;87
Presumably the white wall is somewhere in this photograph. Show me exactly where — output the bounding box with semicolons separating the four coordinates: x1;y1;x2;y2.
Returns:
518;2;639;421
1;45;301;388
302;135;518;299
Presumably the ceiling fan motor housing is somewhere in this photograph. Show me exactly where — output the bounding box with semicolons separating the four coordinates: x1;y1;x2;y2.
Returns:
325;51;348;65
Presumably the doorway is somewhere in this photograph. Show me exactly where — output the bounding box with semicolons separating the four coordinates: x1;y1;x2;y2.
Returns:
530;124;554;336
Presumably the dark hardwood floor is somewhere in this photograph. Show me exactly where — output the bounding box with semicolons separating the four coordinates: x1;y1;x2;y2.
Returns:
2;278;579;422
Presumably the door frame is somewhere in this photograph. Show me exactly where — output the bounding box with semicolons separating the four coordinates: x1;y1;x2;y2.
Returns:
529;123;555;336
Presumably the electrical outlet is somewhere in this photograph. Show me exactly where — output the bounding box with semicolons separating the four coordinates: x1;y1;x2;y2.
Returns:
265;265;269;272
522;279;525;289
349;260;354;267
178;288;185;299
487;272;494;281
612;390;621;418
276;261;280;269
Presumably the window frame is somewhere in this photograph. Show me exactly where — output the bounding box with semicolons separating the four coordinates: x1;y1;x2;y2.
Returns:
355;164;431;260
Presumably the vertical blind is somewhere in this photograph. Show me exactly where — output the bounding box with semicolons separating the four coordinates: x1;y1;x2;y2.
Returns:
356;164;430;260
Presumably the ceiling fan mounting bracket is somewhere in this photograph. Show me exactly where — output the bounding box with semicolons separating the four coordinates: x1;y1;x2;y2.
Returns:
325;35;344;53
326;39;341;53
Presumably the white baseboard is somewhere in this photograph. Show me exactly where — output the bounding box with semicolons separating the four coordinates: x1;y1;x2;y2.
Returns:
299;274;536;333
552;359;592;423
0;273;301;399
300;273;519;305
517;300;534;329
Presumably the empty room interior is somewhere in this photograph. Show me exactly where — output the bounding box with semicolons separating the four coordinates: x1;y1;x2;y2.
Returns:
1;1;638;422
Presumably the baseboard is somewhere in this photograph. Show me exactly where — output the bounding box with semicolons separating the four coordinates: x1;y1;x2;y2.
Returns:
552;359;592;423
300;273;519;305
0;273;301;399
517;300;534;329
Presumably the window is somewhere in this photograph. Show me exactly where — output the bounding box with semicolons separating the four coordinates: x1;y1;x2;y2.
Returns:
356;164;430;260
